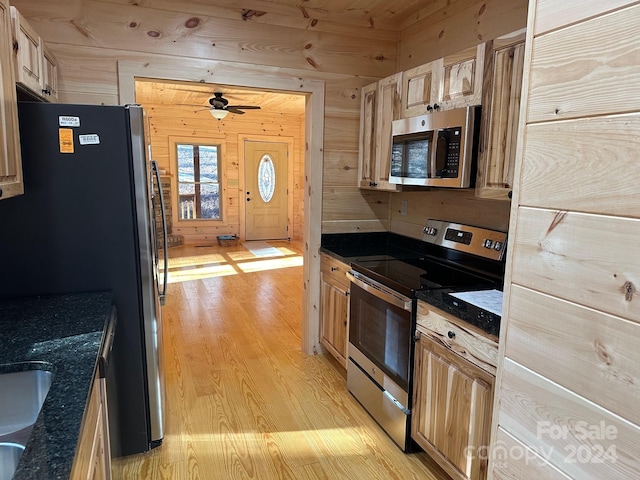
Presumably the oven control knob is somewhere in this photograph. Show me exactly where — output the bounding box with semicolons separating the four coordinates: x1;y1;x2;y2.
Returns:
494;241;503;251
483;239;494;249
447;330;456;339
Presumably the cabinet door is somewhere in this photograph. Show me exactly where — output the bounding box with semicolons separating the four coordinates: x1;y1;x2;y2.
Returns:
401;60;438;118
42;44;58;102
476;30;526;200
412;331;494;480
320;273;349;367
373;72;402;191
10;7;43;95
71;375;112;480
0;0;22;199
436;43;485;111
358;82;377;188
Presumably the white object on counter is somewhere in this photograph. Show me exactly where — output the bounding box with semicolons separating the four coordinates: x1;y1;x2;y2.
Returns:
450;289;503;316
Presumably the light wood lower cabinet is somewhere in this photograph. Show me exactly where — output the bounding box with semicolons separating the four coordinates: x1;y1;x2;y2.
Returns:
319;253;350;367
70;372;112;480
412;325;494;480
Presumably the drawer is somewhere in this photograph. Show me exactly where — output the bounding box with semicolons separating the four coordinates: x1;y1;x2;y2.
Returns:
320;253;350;289
416;300;498;375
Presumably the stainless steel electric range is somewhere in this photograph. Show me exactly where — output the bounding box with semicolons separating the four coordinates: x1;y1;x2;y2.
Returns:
346;219;507;451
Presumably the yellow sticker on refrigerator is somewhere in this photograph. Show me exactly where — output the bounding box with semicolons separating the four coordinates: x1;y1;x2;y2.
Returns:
59;128;74;153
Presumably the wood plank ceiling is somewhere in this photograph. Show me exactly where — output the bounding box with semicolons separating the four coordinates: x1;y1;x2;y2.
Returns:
135;79;308;116
134;0;438;115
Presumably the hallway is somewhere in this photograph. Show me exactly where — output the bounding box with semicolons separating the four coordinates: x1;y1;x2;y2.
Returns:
113;241;447;479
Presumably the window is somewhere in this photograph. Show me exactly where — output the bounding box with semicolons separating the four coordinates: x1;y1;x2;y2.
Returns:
258;154;276;203
176;143;221;220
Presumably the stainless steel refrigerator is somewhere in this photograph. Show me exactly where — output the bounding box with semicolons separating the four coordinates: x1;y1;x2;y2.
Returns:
0;102;168;457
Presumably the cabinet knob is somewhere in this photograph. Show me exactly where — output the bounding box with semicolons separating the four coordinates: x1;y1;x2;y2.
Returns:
331;266;338;271
433;103;440;111
508;190;513;199
447;330;456;339
426;105;433;112
0;187;3;198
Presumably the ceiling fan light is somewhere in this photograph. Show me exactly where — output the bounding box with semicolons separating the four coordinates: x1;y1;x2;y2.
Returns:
210;109;228;120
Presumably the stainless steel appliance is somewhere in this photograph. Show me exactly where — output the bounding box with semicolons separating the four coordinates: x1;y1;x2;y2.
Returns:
346;220;506;451
0;103;168;457
390;106;480;188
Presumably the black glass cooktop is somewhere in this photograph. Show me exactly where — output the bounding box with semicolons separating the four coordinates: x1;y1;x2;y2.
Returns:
352;256;498;298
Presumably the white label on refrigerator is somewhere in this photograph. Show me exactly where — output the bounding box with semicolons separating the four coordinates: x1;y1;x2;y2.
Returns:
59;116;80;127
79;134;100;145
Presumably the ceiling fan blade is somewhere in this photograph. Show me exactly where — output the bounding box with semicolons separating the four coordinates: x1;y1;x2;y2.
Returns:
226;107;246;115
228;105;261;110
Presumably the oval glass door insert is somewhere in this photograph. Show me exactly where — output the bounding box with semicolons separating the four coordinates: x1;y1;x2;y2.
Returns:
258;155;276;203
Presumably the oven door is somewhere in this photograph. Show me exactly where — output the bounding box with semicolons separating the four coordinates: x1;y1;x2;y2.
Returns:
346;271;414;405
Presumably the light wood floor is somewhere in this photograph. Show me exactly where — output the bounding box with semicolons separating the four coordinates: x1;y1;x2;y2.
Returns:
112;240;448;479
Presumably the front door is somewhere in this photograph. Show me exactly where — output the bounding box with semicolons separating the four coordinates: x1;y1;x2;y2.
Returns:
244;141;289;240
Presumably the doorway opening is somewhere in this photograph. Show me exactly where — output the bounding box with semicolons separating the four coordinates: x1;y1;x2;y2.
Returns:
119;61;324;356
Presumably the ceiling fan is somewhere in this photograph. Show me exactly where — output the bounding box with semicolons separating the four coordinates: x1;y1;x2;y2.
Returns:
206;92;261;119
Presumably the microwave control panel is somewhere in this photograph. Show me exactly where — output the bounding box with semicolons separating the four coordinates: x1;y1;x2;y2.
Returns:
436;127;462;178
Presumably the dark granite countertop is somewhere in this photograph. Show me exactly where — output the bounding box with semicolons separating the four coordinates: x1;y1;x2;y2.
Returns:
320;232;428;265
0;292;113;480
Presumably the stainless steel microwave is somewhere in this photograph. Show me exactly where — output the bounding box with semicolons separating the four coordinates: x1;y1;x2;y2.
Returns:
390;106;480;188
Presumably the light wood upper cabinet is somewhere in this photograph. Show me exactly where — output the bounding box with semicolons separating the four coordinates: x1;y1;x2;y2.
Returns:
0;0;23;200
10;7;42;94
401;44;485;117
437;44;485;111
319;253;350;367
412;326;494;480
357;82;377;189
10;7;58;102
42;43;58;101
401;60;438;118
357;73;402;192
476;30;526;200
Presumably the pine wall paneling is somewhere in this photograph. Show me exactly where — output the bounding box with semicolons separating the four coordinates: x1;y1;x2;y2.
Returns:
490;1;640;478
398;0;529;71
389;190;512;239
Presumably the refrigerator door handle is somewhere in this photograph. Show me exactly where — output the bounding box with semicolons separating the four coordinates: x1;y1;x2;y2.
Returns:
151;160;169;305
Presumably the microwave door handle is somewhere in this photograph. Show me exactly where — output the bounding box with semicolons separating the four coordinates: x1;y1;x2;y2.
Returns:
435;131;448;177
429;131;439;178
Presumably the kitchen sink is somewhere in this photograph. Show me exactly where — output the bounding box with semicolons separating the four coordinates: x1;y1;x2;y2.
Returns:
0;442;25;480
0;362;55;480
0;363;55;437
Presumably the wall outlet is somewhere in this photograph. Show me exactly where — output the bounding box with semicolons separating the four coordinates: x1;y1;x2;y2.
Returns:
400;200;408;216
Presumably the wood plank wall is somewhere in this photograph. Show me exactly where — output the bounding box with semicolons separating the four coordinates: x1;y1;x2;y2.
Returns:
13;0;527;239
142;105;305;243
10;0;394;236
490;1;640;478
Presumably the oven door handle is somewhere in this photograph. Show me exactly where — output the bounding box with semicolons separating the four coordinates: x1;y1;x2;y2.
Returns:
346;271;413;311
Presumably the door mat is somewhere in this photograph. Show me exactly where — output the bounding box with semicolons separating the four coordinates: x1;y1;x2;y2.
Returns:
242;241;285;258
